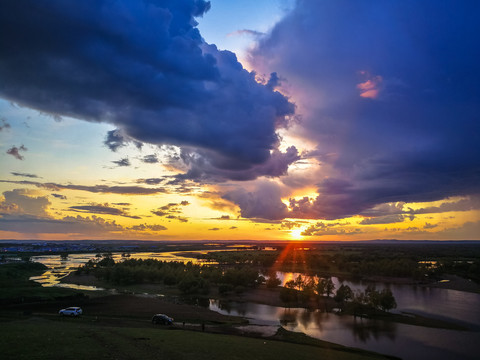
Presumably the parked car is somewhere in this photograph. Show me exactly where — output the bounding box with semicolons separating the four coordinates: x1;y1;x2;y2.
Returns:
151;314;174;325
59;307;83;316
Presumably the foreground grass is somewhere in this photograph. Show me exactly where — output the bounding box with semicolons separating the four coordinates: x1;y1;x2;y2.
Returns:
0;317;394;360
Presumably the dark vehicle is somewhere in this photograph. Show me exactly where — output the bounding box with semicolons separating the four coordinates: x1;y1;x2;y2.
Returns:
152;314;174;325
59;307;82;316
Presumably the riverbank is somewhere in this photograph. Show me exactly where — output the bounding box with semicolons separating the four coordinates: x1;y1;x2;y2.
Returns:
60;273;473;331
350;274;480;294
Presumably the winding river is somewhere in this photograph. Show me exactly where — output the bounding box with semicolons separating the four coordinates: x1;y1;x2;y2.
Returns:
31;253;480;360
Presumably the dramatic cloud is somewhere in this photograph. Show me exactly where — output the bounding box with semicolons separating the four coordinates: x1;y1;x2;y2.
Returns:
0;0;295;180
69;203;140;219
173;145;300;182
222;181;288;220
0;189;50;217
0;180;166;195
104;129;142;152
11;172;41;178
6;145;27;160
251;0;480;219
104;129;127;152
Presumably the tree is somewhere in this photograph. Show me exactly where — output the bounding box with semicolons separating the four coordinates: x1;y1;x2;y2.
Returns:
379;288;397;312
334;284;353;304
280;286;297;307
365;285;380;309
317;277;335;298
294;275;305;290
266;273;282;288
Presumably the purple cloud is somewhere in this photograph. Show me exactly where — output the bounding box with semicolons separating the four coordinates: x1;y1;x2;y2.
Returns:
222;181;288;220
251;0;480;219
174;145;300;182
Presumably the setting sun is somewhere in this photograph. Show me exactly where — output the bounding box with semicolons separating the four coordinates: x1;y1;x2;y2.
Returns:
290;228;304;240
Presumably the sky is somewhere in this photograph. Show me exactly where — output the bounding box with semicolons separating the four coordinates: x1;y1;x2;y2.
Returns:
0;0;479;242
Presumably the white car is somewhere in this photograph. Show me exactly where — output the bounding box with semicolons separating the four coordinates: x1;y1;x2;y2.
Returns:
59;307;83;316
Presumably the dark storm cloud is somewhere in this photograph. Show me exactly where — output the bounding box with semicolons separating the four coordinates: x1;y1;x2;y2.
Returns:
69;203;140;219
11;172;41;178
104;129;127;152
252;0;480;219
0;0;294;179
6;145;27;160
0;180;167;195
173;145;300;182
222;181;288;220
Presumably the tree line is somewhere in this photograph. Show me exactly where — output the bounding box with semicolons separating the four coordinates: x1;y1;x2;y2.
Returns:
276;274;396;313
77;256;263;295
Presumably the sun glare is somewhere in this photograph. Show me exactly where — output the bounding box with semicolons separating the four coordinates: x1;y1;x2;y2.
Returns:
290;228;304;240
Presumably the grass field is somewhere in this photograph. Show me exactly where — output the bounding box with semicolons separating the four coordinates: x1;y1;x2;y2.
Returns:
0;316;396;360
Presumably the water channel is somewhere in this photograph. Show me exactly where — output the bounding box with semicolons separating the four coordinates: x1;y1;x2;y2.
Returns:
31;252;480;360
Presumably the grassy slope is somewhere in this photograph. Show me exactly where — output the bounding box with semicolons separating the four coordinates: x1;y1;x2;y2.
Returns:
0;262;79;302
0;317;394;360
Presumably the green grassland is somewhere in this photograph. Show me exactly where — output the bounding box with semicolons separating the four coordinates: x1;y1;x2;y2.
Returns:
0;316;396;360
